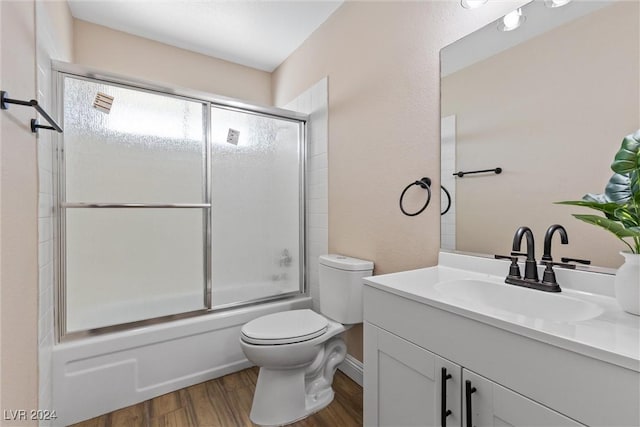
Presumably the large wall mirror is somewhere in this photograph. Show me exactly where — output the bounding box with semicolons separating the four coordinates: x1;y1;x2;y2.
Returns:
440;0;639;269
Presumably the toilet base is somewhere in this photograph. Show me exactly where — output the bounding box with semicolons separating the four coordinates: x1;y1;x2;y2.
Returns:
249;337;347;426
250;367;308;426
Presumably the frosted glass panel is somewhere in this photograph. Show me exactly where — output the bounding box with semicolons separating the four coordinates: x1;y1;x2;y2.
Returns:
64;77;205;203
66;209;205;331
211;107;301;307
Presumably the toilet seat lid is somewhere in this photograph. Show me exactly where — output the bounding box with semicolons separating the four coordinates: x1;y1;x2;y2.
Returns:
241;309;328;345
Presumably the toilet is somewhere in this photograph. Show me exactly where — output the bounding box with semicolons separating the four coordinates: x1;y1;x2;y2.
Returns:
240;254;374;426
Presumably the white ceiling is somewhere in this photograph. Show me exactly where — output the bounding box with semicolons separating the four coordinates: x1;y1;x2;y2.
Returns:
67;0;344;72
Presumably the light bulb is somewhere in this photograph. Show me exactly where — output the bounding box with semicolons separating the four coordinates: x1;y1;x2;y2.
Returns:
545;0;571;8
503;10;521;28
498;8;525;32
461;0;488;9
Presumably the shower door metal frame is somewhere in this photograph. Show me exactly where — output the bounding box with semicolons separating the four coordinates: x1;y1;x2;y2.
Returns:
52;61;308;342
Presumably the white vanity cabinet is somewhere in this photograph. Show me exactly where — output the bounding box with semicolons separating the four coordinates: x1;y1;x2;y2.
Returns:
365;323;583;427
364;324;462;427
461;369;582;427
362;265;640;427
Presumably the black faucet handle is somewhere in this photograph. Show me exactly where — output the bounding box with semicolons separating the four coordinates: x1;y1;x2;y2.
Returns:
540;262;563;292
541;260;576;270
561;257;591;265
495;254;522;279
510;252;528;258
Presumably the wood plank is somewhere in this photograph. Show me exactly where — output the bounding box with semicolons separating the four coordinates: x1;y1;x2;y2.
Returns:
205;379;249;427
184;382;229;427
308;399;360;427
220;382;255;426
149;408;191;427
332;372;363;425
245;367;259;386
176;388;198;427
106;402;146;427
69;415;109;427
219;369;254;392
148;391;182;419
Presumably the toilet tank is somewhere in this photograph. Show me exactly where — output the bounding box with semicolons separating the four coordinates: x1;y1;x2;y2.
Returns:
318;254;374;324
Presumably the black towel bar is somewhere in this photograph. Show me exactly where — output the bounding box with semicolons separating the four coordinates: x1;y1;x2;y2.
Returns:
453;167;502;178
1;90;63;133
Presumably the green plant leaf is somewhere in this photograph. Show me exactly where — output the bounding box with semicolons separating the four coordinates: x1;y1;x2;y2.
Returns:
583;193;610;204
556;199;619;216
557;130;640;254
611;130;640;206
572;214;640;253
631;170;640;204
614;206;640;228
626;202;640;220
573;214;640;238
611;130;640;175
604;173;632;203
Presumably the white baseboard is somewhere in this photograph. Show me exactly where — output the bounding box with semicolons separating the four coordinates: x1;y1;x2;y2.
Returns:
338;354;363;387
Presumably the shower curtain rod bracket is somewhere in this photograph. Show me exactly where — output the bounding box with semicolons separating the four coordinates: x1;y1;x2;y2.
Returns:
1;90;63;133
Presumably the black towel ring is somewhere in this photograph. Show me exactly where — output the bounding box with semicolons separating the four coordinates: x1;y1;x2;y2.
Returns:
399;177;432;217
441;185;452;216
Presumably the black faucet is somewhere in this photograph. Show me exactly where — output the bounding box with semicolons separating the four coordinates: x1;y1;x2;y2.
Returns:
511;226;538;282
541;224;568;262
496;226;567;292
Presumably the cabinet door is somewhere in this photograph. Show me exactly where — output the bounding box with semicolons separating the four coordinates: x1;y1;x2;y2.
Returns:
462;369;584;427
364;323;461;427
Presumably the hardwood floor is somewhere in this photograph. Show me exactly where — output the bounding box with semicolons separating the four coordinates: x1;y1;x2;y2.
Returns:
70;367;363;427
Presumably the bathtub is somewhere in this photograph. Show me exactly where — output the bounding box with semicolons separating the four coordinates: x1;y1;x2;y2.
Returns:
52;292;311;426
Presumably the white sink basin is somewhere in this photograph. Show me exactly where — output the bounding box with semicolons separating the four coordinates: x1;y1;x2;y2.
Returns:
434;279;603;322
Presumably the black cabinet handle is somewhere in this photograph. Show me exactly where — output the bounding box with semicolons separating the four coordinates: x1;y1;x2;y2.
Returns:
465;380;477;427
441;367;452;426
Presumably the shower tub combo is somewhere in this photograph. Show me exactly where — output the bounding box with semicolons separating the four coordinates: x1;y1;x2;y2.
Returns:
50;62;310;426
53;294;311;426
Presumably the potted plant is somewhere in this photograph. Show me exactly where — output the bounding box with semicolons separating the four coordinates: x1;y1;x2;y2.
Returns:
557;129;640;315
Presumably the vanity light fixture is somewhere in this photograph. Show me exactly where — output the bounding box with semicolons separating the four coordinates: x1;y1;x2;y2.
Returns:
498;8;525;32
461;0;488;9
544;0;572;8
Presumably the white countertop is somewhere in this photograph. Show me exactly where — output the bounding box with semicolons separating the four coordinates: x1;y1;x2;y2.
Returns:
363;252;640;372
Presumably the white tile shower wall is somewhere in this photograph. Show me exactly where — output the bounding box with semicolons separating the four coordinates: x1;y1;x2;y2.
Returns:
35;3;71;423
441;115;456;251
282;78;328;311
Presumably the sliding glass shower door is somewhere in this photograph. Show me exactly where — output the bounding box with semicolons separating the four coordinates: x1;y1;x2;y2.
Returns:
210;107;303;308
62;76;209;333
58;70;305;338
